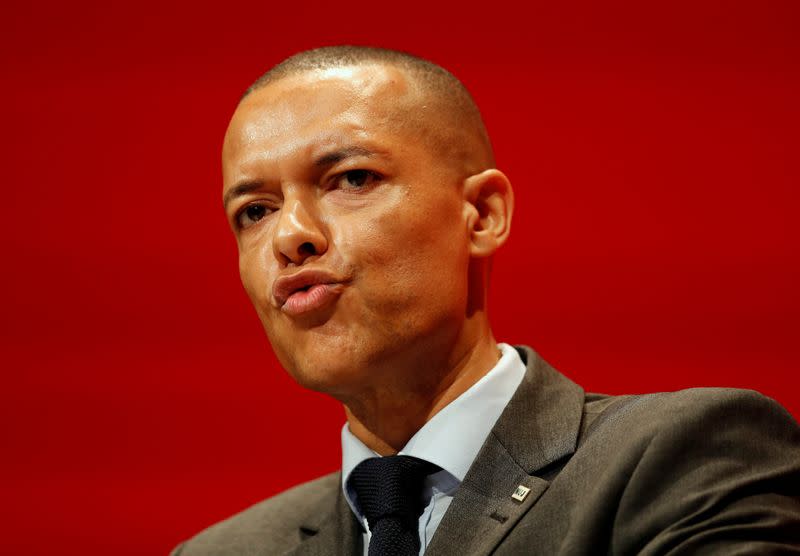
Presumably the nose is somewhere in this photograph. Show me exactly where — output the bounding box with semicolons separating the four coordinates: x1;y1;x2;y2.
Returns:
272;194;328;267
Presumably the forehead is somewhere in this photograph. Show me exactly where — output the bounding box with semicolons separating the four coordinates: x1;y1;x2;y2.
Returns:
223;65;423;180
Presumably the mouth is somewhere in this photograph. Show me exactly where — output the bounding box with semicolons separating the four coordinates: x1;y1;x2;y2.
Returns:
272;270;346;317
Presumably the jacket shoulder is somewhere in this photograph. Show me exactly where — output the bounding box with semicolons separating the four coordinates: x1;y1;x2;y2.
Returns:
570;388;800;553
173;471;341;556
581;386;798;443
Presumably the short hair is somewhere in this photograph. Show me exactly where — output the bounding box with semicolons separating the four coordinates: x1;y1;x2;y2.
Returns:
241;46;493;167
244;45;470;103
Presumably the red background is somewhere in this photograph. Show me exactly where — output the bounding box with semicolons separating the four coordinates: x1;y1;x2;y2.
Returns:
2;2;798;554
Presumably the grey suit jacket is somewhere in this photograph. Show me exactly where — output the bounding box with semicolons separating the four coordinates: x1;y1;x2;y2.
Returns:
173;346;800;555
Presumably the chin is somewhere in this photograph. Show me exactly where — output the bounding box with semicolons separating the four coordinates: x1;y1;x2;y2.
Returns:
270;335;370;396
285;360;367;400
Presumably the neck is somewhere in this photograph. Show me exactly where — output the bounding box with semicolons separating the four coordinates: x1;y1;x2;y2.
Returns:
343;317;500;455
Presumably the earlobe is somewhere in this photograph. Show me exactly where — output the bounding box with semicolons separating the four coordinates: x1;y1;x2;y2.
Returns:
462;169;514;257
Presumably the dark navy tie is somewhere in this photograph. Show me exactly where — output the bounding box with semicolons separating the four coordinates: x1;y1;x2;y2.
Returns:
349;455;439;555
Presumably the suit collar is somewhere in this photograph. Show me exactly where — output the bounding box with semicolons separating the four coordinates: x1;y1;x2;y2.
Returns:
284;346;584;556
425;345;585;556
492;345;585;474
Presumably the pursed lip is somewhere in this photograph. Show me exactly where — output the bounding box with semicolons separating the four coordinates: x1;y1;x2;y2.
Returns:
272;269;345;309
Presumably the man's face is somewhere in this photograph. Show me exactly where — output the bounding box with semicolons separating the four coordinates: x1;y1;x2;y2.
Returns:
222;65;473;398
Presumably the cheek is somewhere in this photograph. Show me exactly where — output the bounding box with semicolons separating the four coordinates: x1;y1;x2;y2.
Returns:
237;241;273;309
340;195;469;309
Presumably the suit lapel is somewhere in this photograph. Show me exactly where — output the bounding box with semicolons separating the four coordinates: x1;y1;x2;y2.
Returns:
282;481;362;556
282;346;583;556
426;346;585;556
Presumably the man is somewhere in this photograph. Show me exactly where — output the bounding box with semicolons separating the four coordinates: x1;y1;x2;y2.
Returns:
173;46;800;555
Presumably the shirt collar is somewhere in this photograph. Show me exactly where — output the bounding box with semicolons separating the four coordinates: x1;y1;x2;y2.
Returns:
341;343;527;511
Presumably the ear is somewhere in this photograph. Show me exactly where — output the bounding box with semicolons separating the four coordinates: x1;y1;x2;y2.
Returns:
462;169;514;258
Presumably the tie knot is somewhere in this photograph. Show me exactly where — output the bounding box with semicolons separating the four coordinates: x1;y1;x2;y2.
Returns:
349;455;439;529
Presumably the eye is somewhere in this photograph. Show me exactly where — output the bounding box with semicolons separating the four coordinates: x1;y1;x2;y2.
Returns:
337;169;381;190
236;203;270;229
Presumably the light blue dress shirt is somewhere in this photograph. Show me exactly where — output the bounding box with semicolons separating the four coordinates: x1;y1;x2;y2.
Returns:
341;343;527;555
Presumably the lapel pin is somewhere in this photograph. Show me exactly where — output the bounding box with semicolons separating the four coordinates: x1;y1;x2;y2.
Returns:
511;485;531;502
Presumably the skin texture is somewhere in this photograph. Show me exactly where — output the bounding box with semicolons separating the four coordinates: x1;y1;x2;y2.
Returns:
222;63;514;454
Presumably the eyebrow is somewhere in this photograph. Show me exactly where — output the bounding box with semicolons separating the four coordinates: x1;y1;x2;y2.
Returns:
313;145;377;167
223;146;381;209
223;181;263;210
